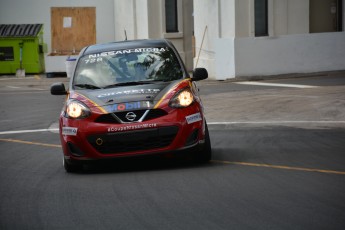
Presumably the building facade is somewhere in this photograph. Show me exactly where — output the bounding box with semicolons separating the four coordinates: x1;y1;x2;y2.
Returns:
0;0;344;78
193;0;345;79
113;0;194;71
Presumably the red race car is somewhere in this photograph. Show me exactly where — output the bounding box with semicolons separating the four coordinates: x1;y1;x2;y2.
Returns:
51;39;211;172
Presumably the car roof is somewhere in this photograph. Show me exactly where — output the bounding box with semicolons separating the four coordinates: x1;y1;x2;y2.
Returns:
82;39;173;55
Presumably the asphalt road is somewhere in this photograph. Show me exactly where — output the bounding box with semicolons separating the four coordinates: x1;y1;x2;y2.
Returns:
0;74;345;230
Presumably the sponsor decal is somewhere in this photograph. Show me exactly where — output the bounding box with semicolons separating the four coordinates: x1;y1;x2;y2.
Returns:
105;101;152;112
108;123;157;132
62;127;78;136
84;48;167;65
186;113;202;124
97;89;160;98
88;48;166;59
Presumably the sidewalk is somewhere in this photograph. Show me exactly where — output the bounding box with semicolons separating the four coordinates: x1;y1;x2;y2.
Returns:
0;74;70;89
1;72;345;129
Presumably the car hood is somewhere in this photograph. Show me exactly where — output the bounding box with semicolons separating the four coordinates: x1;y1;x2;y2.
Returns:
70;80;189;113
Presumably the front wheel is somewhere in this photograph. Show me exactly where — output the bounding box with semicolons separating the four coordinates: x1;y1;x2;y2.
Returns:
196;123;212;163
63;157;82;173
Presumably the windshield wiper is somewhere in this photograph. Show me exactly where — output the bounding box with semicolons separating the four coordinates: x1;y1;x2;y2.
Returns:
74;84;102;89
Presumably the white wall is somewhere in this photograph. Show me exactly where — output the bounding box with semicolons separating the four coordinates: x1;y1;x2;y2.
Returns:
274;0;288;35
148;0;162;39
216;32;345;79
136;0;150;39
113;0;152;40
286;0;309;34
114;0;136;41
273;0;309;36
0;0;115;54
181;0;194;70
195;0;341;79
114;0;194;70
193;0;220;75
219;0;236;38
215;38;235;79
235;0;251;37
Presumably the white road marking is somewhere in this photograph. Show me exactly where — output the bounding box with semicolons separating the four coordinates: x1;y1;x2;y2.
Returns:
6;86;45;90
208;121;345;129
30;88;45;90
0;120;12;123
0;128;59;135
235;81;318;89
208;121;345;125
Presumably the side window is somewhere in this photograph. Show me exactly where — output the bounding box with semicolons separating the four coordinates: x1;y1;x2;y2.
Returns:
255;0;268;37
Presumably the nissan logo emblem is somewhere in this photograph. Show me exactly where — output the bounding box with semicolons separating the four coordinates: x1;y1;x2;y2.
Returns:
125;112;137;121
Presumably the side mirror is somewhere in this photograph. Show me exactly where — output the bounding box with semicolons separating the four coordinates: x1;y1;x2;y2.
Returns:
51;83;67;95
192;68;208;81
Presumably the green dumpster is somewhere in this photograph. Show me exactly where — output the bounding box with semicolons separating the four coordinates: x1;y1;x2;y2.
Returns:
0;24;46;74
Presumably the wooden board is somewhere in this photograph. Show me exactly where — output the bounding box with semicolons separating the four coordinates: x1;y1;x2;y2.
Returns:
51;7;96;55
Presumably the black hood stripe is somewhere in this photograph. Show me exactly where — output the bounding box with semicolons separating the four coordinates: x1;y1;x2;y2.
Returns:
72;80;189;113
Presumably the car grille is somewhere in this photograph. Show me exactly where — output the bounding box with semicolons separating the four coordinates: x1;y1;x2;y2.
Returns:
87;126;179;154
95;109;168;124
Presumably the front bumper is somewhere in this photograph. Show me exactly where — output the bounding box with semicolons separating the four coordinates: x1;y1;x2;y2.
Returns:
59;106;206;160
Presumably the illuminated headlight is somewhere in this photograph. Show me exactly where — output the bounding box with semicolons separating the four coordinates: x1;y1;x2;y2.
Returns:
65;100;91;119
170;88;194;108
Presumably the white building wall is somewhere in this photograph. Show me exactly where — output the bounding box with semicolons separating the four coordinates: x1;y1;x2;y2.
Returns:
272;0;309;36
114;0;136;41
113;0;151;40
235;0;251;37
196;0;344;79
181;0;194;70
274;0;288;35
136;0;150;39
219;0;236;38
234;32;345;77
148;0;163;39
114;0;194;70
215;38;235;79
287;0;309;34
216;32;345;79
193;0;220;75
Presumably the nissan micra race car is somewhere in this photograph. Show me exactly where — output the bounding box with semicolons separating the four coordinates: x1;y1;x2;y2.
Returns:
51;39;211;172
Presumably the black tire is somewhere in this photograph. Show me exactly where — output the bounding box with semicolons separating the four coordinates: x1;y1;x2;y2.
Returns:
63;157;82;173
196;123;212;163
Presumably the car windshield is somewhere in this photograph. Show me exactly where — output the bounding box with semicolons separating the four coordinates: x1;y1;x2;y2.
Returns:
73;47;184;89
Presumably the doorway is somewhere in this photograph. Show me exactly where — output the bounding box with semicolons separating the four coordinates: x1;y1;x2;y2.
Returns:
310;0;343;33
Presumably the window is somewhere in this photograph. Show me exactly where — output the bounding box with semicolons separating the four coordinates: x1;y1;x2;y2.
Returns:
255;0;268;36
163;0;183;38
165;0;178;33
0;47;14;61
